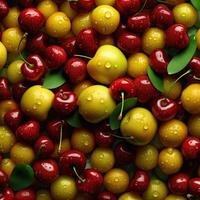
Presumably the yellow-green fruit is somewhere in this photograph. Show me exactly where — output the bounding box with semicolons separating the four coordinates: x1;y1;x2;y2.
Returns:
119;192;143;200
36;190;52;200
50;176;77;200
188;114;200;138
78;85;116;123
0;42;7;70
143;179;168;200
165;194;186;200
0;158;15;176
95;0;115;6
60;1;77;20
91;147;115;173
0;126;16;153
21;85;54;121
91;5;120;35
87;45;127;84
196;29;200;50
3;7;20;28
181;84;200;114
73;80;93;97
120;107;157;145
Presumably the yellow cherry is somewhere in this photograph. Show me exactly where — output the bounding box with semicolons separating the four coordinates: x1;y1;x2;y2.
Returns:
73;80;93;97
188;114;200;138
0;41;7;70
60;1;77;20
3;7;20;28
36;189;52;200
0;158;16;176
119;192;143;200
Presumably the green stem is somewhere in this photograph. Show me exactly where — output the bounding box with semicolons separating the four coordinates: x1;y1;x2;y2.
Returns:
156;0;170;4
118;92;125;120
73;166;85;183
108;132;135;141
58;125;63;154
194;76;200;80
134;0;148;16
74;54;92;60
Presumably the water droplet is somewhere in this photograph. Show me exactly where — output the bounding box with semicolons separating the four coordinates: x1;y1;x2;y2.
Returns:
105;11;111;19
97;61;101;66
186;97;190;101
153;191;159;198
114;65;118;68
104;110;108;113
105;62;111;69
87;96;92;101
33;105;37;110
167;148;173;154
84;142;89;146
100;99;104;103
114;178;119;182
99;154;104;159
143;125;148;130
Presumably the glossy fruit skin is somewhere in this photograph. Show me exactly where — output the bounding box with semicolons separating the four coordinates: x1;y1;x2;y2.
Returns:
110;77;136;101
45;45;67;70
189;178;200;196
21;54;46;81
70;0;95;12
0;169;8;186
0;0;9;19
181;136;200;159
98;191;117;200
18;8;45;34
151;97;178;121
18;0;34;8
59;150;86;176
165;24;189;49
150;48;169;74
0;187;14;200
15;189;36;200
168;173;189;195
151;4;174;29
117;32;142;54
189;56;200;77
59;36;76;57
0;77;12;100
33;159;59;184
127;12;151;34
64;57;87;84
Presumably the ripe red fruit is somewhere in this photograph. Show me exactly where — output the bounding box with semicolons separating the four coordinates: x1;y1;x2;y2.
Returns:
0;0;9;19
15;189;36;200
18;8;45;34
0;169;8;186
18;0;34;8
98;191;117;200
12;81;29;102
189;56;200;77
189;178;200;196
59;36;76;57
0;77;12;100
33;159;59;184
94;130;114;148
0;187;14;200
114;23;127;39
52;84;71;94
69;0;95;12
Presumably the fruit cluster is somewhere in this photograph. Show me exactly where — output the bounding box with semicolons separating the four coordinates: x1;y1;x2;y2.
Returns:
0;0;200;199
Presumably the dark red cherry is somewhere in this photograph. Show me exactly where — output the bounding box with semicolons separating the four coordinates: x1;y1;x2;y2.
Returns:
0;0;9;20
189;178;200;196
52;84;71;94
188;56;200;77
59;36;76;57
0;77;12;100
18;0;34;8
98;191;117;200
12;81;29;102
0;187;14;200
94;130;114;148
69;0;95;12
0;169;8;186
15;189;36;200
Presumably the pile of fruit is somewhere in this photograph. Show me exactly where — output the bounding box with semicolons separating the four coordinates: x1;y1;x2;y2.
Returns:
0;0;200;199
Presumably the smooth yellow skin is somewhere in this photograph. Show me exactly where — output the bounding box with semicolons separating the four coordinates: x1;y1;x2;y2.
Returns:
196;29;200;50
36;190;52;200
78;85;116;123
6;53;22;65
73;80;93;97
91;148;115;173
121;107;157;145
0;42;7;70
99;35;115;46
163;76;182;100
46;12;71;38
159;119;188;147
181;84;200;114
158;148;183;175
165;195;186;200
2;27;26;53
0;158;15;176
188;114;200;138
10;143;35;164
50;176;77;200
37;0;58;19
119;192;143;200
143;179;168;200
95;0;115;6
91;5;120;35
135;145;158;170
0;126;16;153
7;60;24;83
87;45;127;84
21;85;55;121
104;168;129;194
72;13;92;35
71;128;95;154
3;7;20;28
142;28;166;55
173;3;197;27
60;1;77;20
127;52;149;78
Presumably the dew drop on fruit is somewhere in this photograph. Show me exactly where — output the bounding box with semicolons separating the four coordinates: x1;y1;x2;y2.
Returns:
105;62;111;69
100;99;104;104
87;96;92;101
114;178;119;182
153;191;159;198
105;11;111;19
143;125;148;130
167;148;173;154
99;154;104;159
98;61;101;66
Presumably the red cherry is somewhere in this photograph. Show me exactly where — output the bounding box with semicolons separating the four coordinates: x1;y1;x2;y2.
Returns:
94;130;114;148
188;56;200;77
151;97;178;121
189;178;200;196
18;0;34;8
145;0;157;8
175;99;185;120
53;91;77;116
21;54;46;81
129;170;150;193
33;159;59;184
12;81;29;102
0;154;2;163
150;48;169;74
127;12;151;34
59;36;76;57
76;168;103;194
34;135;55;158
117;32;142;54
75;28;98;56
0;77;12;100
0;169;8;186
52;84;71;94
59;150;86;176
165;24;189;49
45;45;67;70
181;136;200;160
0;0;9;20
0;188;14;200
64;57;87;84
15;189;36;200
98;191;117;200
18;8;45;34
151;4;174;29
114;23;127;39
168;173;190;195
69;0;95;12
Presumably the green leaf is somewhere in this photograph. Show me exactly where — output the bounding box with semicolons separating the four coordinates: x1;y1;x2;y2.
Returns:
167;34;197;75
43;70;66;89
147;66;164;92
9;164;34;191
109;98;137;130
191;0;200;10
66;109;83;128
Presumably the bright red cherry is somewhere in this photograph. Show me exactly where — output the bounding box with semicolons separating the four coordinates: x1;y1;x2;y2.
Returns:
59;36;76;57
33;159;59;184
0;188;14;200
168;173;190;195
0;77;12;100
0;169;8;186
18;8;45;34
150;48;169;74
0;0;9;20
94;130;114;148
69;0;95;12
15;189;36;200
64;57;87;84
188;56;200;77
181;136;200;159
129;170;150;193
59;150;86;176
189;178;200;196
165;24;189;49
151;4;174;29
98;191;117;200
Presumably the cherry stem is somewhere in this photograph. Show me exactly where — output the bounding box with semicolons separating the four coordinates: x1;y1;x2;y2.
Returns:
156;0;171;4
107;132;134;141
73;166;85;183
118;92;125;120
194;76;200;81
74;54;92;60
134;0;148;16
58;125;63;154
